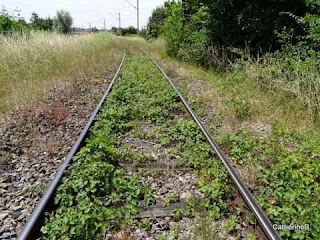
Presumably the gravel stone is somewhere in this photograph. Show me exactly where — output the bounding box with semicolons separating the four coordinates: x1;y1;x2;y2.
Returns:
0;69;118;239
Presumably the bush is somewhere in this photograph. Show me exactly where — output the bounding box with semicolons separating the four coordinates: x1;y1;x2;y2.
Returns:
162;1;183;57
30;12;53;31
0;10;28;34
146;6;165;39
121;26;137;36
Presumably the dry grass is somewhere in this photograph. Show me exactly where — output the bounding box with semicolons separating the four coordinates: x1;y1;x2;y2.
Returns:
140;38;320;135
0;32;124;114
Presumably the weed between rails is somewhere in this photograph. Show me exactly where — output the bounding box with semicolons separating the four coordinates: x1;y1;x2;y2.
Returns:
141;41;320;239
188;99;320;239
41;54;238;239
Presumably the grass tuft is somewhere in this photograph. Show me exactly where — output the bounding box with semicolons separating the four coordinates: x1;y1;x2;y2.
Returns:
0;32;122;114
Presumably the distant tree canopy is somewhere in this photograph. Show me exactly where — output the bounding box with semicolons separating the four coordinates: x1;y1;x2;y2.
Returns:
121;26;137;36
0;9;74;34
180;0;313;50
0;9;28;34
30;12;53;31
53;10;73;34
146;6;165;39
146;0;320;64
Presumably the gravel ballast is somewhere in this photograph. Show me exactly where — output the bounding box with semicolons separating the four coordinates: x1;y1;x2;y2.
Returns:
0;69;118;239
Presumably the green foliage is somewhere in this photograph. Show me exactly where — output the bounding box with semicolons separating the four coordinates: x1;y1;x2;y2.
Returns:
231;98;251;120
53;10;73;34
257;129;320;239
173;207;184;219
0;9;28;34
138;28;147;38
121;26;137;36
149;0;319;70
234;41;320;121
30;12;53;31
137;219;152;231
162;118;232;219
148;0;319;119
162;1;184;57
162;193;179;207
177;5;211;65
247;232;257;240
41;54;186;239
224;215;238;233
157;234;167;240
146;6;165;39
223;127;320;239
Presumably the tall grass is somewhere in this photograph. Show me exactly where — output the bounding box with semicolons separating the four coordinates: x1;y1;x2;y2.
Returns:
234;50;320;121
0;32;122;114
143;38;320;123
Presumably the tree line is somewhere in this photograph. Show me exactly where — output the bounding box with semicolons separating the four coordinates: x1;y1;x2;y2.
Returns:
146;0;320;66
0;9;73;34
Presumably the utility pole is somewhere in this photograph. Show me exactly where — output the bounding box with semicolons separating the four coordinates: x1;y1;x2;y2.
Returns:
137;0;139;32
110;12;121;32
124;0;139;32
103;18;106;30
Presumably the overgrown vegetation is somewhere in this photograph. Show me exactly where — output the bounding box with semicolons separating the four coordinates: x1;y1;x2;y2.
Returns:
120;26;137;36
53;10;73;34
148;0;319;56
215;127;320;239
41;53;241;239
146;0;320;121
0;32;121;113
0;8;73;34
0;9;28;33
29;12;53;31
144;6;320;237
141;28;320;238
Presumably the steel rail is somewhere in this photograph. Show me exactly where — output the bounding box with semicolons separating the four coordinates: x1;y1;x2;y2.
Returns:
140;48;281;240
18;52;127;240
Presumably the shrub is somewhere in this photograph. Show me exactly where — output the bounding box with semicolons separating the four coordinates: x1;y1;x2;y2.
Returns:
0;10;28;34
121;26;137;36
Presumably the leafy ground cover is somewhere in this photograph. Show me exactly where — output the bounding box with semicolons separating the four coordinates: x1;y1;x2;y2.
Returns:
40;52;261;239
216;128;320;239
140;39;320;239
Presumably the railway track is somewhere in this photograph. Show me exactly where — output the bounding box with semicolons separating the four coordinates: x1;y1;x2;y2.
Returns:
18;49;280;240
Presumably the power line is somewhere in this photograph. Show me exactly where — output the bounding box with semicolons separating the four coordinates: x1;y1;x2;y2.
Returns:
123;0;139;31
110;12;121;29
124;0;137;9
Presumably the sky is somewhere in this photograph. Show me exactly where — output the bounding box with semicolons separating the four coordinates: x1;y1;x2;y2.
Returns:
0;0;167;29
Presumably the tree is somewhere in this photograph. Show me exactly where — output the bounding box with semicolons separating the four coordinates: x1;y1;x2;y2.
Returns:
146;6;165;39
162;1;184;57
30;12;53;31
121;26;137;36
53;10;73;34
155;0;318;65
0;8;28;34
